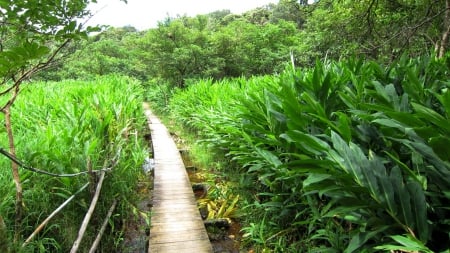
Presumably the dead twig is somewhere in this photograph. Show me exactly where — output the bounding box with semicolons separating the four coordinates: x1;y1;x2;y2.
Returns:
70;171;106;253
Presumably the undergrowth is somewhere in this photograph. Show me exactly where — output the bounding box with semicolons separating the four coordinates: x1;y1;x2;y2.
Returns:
151;56;450;252
0;75;148;252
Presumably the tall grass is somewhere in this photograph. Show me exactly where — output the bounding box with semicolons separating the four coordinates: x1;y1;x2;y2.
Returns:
165;56;450;252
0;75;148;251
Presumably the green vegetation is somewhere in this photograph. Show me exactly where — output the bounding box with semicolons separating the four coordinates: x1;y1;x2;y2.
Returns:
41;0;450;86
2;0;450;252
164;57;450;252
0;76;147;251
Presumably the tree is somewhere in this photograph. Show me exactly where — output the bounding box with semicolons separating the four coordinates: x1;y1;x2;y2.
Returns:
136;15;218;87
42;26;146;81
299;0;450;63
270;0;306;28
0;0;108;242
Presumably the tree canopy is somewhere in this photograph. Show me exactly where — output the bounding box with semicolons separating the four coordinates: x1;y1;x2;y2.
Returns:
39;0;449;86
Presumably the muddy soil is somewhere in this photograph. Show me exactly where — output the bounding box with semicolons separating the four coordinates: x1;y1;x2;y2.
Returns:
121;180;152;253
187;166;243;253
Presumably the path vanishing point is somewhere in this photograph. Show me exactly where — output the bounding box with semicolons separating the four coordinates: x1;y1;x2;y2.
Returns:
143;103;213;253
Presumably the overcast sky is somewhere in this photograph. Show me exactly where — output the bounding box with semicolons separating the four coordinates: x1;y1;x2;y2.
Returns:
86;0;278;30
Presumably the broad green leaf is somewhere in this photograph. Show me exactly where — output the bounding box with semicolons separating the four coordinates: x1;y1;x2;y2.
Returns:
371;81;392;106
255;148;282;168
323;205;369;219
403;68;424;102
300;92;327;119
391;167;413;227
407;182;429;242
384;151;426;188
377;172;397;217
329;132;380;197
429;135;450;161
433;89;450;117
334;112;351;142
282;131;329;155
303;173;332;188
411;102;450;133
374;234;433;253
384;111;425;129
344;226;390;253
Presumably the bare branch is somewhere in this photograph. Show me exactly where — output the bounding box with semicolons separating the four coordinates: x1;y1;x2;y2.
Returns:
22;183;90;247
70;171;106;253
0;147;117;177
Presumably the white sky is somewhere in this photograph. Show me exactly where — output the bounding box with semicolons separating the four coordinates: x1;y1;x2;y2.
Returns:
86;0;279;30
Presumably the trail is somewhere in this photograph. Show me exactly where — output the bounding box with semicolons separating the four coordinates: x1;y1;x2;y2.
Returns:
143;103;213;253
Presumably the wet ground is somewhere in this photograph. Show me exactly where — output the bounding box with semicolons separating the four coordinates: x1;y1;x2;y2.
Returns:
122;131;243;253
121;180;152;253
186;164;243;253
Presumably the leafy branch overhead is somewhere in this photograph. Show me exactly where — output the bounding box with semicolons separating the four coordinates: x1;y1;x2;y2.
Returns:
0;0;100;84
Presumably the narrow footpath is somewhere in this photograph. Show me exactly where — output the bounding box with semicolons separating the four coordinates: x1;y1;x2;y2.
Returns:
143;103;213;253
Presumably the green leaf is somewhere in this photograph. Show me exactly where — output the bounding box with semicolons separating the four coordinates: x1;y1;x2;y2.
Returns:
281;131;329;155
255;148;281;168
384;151;425;188
329;132;380;197
344;226;389;253
323;205;369;219
429;135;450;161
411;102;450;133
407;182;429;242
303;173;332;188
391;167;413;226
334;112;351;142
377;171;397;217
433;89;450;117
374;234;433;253
300;92;327;119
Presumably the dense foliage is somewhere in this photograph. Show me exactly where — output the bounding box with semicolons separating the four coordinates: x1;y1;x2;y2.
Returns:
0;76;147;251
0;0;121;248
2;0;450;251
40;0;450;87
164;57;450;252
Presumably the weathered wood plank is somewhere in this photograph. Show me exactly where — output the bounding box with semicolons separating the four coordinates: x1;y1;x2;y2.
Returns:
144;103;212;253
150;230;209;243
150;240;213;252
152;193;195;199
152;188;194;194
149;222;207;233
150;212;203;222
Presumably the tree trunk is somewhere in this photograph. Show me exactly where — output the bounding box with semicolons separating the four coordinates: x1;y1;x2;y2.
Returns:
438;0;450;58
4;106;23;242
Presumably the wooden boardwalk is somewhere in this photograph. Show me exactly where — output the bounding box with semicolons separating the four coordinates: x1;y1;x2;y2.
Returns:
143;103;213;253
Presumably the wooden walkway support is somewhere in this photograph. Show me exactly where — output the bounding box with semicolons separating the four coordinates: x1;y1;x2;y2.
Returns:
143;103;213;253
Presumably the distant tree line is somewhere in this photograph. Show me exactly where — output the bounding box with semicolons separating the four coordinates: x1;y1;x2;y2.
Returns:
39;0;450;87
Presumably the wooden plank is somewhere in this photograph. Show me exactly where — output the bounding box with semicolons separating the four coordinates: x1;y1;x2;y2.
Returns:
152;195;194;201
150;212;204;222
150;240;213;252
151;206;200;215
152;188;193;193
151;203;198;211
150;213;203;222
149;222;207;234
150;230;209;243
152;197;196;204
144;103;212;253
